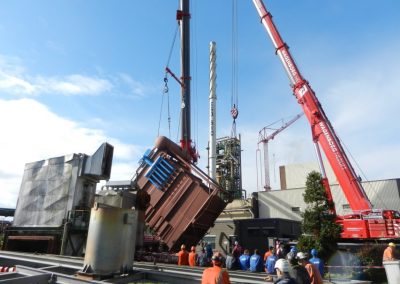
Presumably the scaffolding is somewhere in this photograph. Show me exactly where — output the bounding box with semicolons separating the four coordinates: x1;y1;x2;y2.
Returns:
215;136;243;199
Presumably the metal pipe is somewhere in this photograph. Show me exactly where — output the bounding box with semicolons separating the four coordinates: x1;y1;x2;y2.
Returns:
255;148;262;191
220;208;254;219
209;41;217;180
262;141;271;190
60;222;71;255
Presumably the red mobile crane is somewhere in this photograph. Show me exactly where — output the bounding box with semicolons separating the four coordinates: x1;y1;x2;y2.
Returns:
252;0;400;239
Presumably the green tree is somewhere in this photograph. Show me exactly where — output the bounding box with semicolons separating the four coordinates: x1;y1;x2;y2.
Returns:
297;171;342;260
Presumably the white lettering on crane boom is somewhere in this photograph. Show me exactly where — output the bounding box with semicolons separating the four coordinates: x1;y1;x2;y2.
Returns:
281;50;299;82
319;121;347;170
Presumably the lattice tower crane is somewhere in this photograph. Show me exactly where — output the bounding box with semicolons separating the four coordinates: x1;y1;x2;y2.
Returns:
258;113;303;190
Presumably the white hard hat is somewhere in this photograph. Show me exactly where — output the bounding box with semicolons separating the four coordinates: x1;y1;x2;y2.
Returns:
274;258;290;272
296;252;308;260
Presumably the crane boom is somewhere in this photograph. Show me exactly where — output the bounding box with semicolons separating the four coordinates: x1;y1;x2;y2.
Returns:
258;114;303;143
178;0;198;163
252;0;372;212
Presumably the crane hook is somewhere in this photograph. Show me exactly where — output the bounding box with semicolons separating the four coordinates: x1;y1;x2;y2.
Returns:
231;104;239;120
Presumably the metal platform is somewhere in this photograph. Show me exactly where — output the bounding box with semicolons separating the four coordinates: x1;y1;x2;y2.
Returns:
0;251;269;283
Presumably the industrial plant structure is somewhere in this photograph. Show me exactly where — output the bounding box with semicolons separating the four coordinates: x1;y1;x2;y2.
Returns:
215;136;243;200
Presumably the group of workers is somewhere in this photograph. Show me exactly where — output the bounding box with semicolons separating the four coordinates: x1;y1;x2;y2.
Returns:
263;245;323;284
174;241;398;283
176;244;230;283
176;241;325;284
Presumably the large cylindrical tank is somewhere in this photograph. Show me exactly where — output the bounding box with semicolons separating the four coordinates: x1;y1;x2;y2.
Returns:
82;203;138;276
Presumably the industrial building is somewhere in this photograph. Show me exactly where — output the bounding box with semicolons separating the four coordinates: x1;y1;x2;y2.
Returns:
264;162;400;219
259;178;400;220
204;161;400;255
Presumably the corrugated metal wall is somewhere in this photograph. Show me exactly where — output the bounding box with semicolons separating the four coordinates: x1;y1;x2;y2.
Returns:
13;154;87;227
279;161;337;190
259;178;400;219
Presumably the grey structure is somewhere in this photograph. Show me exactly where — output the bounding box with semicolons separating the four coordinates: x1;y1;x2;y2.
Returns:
14;155;93;227
258;178;400;220
203;197;300;256
203;217;300;257
4;143;113;255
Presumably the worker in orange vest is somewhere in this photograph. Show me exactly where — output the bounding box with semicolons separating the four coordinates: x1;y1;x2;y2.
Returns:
201;251;231;284
383;242;396;261
297;252;323;284
188;246;197;266
177;244;189;265
263;246;274;262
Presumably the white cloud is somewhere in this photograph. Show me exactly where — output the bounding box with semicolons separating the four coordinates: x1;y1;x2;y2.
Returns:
0;71;36;94
0;54;112;96
0;70;113;96
0;54;159;99
0;98;143;208
35;74;113;95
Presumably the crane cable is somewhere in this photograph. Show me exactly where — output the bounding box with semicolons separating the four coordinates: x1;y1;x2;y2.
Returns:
158;24;179;138
230;0;239;138
338;135;389;209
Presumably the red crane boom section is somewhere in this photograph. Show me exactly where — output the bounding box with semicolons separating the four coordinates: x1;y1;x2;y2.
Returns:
252;0;372;211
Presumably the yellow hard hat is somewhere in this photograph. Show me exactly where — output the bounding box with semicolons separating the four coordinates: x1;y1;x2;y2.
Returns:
389;242;396;247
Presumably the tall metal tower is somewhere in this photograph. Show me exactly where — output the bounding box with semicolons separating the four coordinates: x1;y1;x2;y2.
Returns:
208;41;217;180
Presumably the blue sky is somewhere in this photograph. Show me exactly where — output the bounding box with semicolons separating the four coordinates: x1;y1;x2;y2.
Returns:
0;1;399;208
